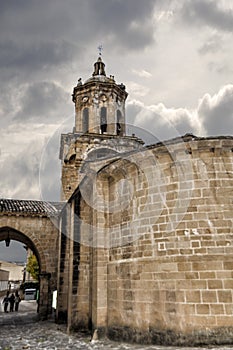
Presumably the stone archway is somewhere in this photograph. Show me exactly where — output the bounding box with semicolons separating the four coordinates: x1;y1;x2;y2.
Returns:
0;199;59;320
0;226;54;319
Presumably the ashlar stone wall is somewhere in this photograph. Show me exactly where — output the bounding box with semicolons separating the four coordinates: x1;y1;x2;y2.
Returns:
64;136;233;345
106;137;233;345
57;196;92;330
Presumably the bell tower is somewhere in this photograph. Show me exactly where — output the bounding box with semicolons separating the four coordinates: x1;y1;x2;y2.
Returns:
60;55;144;200
72;55;127;136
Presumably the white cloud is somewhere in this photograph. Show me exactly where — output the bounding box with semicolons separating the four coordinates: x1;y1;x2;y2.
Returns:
132;69;152;78
127;100;198;142
0;139;42;199
198;34;223;55
0;122;63;199
127;84;233;142
197;84;233;135
154;10;174;22
126;82;150;97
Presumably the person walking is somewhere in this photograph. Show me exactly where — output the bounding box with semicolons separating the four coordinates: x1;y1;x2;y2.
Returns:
2;291;10;313
14;291;21;312
9;293;15;312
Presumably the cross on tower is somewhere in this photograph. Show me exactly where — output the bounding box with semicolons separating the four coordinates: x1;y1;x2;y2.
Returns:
98;44;103;56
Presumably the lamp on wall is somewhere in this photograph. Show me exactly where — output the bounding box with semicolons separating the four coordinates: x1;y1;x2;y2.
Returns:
5;232;10;247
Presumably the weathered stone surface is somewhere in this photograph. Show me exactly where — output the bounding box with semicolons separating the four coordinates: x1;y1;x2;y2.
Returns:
60;136;233;345
0;201;59;319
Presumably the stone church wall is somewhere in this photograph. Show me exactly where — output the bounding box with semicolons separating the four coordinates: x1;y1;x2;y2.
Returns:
105;137;233;345
61;136;233;345
57;196;92;329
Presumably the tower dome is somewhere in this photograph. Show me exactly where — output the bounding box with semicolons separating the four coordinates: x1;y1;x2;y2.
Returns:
72;56;128;136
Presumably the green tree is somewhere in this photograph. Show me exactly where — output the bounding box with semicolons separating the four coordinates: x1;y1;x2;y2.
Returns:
26;254;39;281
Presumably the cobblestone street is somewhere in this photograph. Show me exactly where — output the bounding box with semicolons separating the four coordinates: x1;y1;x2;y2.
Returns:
2;320;233;350
0;300;233;350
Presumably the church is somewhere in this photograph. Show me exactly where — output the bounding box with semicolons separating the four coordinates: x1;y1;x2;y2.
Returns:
1;55;233;346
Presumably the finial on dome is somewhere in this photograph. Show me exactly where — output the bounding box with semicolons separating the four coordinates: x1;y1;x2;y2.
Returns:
93;45;106;76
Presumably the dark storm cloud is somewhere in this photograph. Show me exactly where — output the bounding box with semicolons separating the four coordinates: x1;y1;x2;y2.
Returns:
87;0;156;49
14;81;72;122
0;40;76;71
0;0;158;123
181;0;233;31
0;0;157;56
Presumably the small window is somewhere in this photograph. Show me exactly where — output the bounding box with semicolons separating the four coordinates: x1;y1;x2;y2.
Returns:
83;108;89;132
100;107;107;133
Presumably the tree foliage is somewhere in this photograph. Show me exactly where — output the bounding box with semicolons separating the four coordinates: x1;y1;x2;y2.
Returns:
26;254;39;281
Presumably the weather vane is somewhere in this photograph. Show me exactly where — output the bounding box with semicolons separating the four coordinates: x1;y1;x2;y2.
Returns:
98;44;103;56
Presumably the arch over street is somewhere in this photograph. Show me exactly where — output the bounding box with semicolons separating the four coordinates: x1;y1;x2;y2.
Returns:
0;199;60;319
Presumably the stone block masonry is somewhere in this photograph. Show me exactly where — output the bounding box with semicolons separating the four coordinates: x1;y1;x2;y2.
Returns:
62;136;233;346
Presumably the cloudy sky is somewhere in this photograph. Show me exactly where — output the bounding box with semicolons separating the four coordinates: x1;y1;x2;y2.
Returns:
0;0;233;203
0;240;27;263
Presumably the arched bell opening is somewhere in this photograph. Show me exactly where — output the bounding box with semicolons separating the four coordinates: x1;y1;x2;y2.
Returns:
116;110;123;136
100;107;107;134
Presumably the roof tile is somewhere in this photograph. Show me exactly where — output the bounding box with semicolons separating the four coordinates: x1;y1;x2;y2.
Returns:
0;199;59;216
